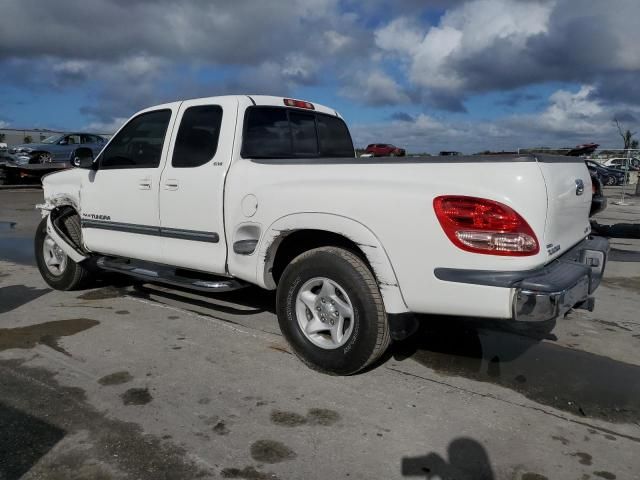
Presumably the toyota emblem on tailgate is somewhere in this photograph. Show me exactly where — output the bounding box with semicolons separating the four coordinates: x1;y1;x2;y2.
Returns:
575;179;584;195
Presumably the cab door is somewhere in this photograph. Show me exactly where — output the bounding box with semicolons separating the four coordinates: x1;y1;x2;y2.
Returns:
158;97;238;273
80;106;179;263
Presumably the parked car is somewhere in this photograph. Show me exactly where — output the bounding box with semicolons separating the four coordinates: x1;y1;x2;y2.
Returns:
0;142;7;163
9;133;106;166
34;95;608;375
600;157;640;171
365;143;406;157
588;171;607;216
585;160;627;186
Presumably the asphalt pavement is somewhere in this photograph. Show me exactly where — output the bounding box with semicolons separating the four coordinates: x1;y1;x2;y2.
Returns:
0;188;639;480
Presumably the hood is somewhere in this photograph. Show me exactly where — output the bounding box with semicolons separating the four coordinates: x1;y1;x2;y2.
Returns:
11;143;49;152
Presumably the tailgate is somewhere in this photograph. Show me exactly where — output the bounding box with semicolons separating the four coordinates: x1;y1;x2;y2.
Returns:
536;156;592;260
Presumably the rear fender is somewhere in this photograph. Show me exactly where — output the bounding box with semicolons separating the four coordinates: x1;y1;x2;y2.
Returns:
257;213;409;314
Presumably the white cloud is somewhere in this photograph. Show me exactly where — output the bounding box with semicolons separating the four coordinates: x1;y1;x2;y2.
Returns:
83;117;127;134
374;17;423;55
528;85;604;134
376;0;553;93
0;120;9;129
324;30;353;53
352;85;639;153
341;70;410;106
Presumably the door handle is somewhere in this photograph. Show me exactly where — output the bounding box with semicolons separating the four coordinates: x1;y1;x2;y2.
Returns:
138;177;152;190
164;179;179;191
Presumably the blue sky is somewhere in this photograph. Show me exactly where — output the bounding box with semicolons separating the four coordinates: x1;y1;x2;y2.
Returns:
1;0;639;153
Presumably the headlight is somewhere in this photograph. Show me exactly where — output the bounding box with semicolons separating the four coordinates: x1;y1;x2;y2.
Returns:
15;155;30;165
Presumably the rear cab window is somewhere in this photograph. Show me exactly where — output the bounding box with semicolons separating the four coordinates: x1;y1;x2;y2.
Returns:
241;106;354;159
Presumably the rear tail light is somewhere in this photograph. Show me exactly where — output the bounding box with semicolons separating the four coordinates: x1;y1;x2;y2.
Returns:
433;196;539;256
284;98;315;110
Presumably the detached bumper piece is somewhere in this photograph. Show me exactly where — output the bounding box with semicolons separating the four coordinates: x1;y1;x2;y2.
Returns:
514;236;608;322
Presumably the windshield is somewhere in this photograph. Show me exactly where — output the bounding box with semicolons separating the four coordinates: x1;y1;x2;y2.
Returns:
41;135;63;144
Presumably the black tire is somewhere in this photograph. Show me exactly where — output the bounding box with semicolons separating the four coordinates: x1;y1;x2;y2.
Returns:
276;246;390;375
34;216;92;290
606;175;616;186
0;168;6;186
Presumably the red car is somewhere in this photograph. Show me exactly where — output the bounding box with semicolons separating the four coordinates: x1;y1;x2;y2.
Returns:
365;143;406;157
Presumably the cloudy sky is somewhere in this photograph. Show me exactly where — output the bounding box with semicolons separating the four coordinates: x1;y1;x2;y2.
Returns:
1;0;639;153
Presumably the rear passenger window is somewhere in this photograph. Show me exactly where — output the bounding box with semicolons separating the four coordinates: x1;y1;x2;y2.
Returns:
290;112;318;156
100;110;171;169
242;107;354;159
243;108;292;158
172;105;223;168
317;115;354;158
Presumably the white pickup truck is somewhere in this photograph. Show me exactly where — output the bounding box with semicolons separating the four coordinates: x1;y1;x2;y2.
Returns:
35;95;608;374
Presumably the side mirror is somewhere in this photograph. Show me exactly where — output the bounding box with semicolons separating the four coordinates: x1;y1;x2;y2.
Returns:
72;148;95;169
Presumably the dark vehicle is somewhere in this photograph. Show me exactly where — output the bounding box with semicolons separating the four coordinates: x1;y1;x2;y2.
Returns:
561;144;606;215
1;133;106;185
439;151;461;156
365;143;406;157
588;171;607;216
585;160;627;186
566;143;599;157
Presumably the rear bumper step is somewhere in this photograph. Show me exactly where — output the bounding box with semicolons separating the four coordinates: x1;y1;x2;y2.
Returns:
96;257;247;293
434;236;609;322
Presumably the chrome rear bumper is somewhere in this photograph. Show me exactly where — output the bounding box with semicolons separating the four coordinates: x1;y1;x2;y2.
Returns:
434;236;609;322
512;236;608;322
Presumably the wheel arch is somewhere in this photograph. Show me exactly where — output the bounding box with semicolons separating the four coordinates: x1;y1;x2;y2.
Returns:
257;213;408;314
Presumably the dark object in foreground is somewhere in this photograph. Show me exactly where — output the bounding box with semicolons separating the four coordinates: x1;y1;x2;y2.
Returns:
589;173;607;216
565;143;599;157
591;221;640;239
0;162;67;186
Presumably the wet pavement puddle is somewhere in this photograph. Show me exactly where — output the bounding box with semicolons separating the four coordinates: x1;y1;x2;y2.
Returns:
0;236;34;266
394;319;640;424
0;318;99;356
121;388;153;406
250;439;296;464
0;221;17;232
98;371;133;386
0;359;209;479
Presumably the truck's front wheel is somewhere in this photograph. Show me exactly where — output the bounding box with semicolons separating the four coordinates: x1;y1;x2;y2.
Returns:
35;216;92;290
276;247;390;375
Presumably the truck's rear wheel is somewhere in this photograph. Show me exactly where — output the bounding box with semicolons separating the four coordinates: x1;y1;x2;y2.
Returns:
276;246;390;375
35;216;92;290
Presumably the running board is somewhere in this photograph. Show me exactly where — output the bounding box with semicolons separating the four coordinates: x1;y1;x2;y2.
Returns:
96;257;247;293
